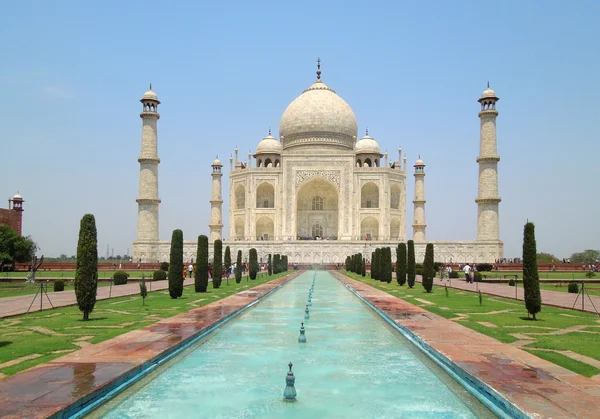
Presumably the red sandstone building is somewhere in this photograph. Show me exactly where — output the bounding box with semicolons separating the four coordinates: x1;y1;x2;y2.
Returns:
0;193;24;235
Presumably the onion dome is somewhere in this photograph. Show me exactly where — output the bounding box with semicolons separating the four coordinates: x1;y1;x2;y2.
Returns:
414;157;425;167
12;192;23;200
279;59;357;150
142;84;159;101
212;157;222;166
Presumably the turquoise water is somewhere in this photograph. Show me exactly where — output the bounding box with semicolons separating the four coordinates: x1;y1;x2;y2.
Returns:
90;271;495;418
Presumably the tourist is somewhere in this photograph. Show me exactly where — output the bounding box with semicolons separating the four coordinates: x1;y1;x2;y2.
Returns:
463;263;472;283
188;264;193;278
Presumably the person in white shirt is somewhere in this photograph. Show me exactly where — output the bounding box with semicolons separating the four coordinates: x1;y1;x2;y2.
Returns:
187;264;193;278
463;264;472;283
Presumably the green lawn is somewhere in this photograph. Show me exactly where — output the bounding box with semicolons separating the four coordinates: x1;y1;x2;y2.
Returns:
478;271;596;280
0;272;288;377
1;270;156;279
0;281;117;299
343;272;600;378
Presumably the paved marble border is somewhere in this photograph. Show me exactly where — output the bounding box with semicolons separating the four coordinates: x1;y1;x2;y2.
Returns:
0;273;299;419
334;273;600;419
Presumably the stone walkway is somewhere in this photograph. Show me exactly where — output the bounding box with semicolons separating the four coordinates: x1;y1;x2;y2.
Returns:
335;272;600;418
428;277;600;315
0;273;298;418
0;277;241;318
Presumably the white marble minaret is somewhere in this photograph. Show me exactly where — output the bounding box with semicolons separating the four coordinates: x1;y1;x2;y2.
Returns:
209;157;223;242
476;84;501;241
135;85;161;247
412;157;426;241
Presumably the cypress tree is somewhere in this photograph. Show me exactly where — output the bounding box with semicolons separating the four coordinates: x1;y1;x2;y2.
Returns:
345;256;351;271
273;254;280;274
283;255;288;272
385;247;393;283
357;253;363;275
370;252;375;278
213;240;223;288
75;214;98;321
268;254;272;275
373;248;380;280
422;243;434;292
523;222;542;320
235;249;242;283
224;245;231;279
249;248;258;279
195;235;209;292
397;243;407;286
168;229;184;298
361;258;366;277
407;240;416;288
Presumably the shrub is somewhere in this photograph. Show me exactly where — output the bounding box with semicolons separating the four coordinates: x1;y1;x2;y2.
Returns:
249;248;258;280
422;243;434;292
397;243;407;286
568;282;579;294
407;240;415;288
113;270;129;285
195;235;209;292
139;277;148;305
523;222;542;319
449;271;459;279
75;213;98;321
168;229;184;298
415;268;423;276
473;272;483;282
160;262;169;272
475;263;493;272
235;250;242;283
508;278;515;286
224;246;232;278
585;271;596;279
213;240;223;288
153;269;167;281
53;279;65;292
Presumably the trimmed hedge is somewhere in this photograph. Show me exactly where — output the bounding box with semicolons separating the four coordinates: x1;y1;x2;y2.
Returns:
473;272;483;282
160;262;169;272
568;282;579;294
53;280;65;292
153;269;167;281
475;263;493;272
449;271;459;279
113;270;129;285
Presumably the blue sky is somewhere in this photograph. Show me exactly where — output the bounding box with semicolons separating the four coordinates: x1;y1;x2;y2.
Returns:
1;0;598;259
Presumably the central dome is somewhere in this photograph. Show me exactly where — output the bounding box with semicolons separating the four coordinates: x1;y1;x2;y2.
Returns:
279;78;358;150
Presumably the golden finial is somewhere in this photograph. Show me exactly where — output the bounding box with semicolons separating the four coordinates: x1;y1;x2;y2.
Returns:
316;57;321;80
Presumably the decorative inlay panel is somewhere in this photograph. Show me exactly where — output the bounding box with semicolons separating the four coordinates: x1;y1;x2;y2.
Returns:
295;170;340;189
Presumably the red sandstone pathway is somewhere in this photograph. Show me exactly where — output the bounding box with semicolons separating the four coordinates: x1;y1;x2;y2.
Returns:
0;273;298;418
0;276;252;318
335;273;600;418
424;277;600;315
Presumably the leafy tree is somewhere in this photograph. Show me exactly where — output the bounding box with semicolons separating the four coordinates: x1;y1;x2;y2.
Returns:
235;250;242;283
249;248;258;279
397;243;407;286
195;235;209;292
74;214;98;321
0;225;35;265
407;240;416;288
536;252;558;263
168;229;184;298
570;249;600;264
139;275;148;305
523;222;542;320
213;240;223;288
224;245;231;279
422;243;434;293
361;258;366;277
268;254;272;275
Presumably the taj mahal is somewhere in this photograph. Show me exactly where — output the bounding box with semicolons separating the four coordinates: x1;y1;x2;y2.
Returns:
132;61;503;265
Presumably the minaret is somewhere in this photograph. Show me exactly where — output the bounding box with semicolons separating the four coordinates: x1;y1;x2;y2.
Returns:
136;85;161;246
210;157;223;242
412;157;426;241
476;83;501;241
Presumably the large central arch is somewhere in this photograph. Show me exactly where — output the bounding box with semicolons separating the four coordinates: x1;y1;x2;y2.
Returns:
296;178;339;239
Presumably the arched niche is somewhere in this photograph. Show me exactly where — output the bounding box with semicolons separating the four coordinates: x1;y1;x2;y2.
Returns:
361;182;379;208
390;184;401;209
235;217;245;240
364;158;372;167
256;216;274;240
234;184;245;209
256;182;275;208
361;216;379;240
296;178;338;240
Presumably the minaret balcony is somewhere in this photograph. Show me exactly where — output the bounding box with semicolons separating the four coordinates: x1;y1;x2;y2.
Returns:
476;156;500;163
475;197;501;204
138;157;161;164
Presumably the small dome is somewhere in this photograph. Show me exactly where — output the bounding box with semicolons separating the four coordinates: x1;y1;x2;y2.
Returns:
481;87;497;99
355;135;381;155
142;88;158;101
212;157;222;166
414;158;425;166
13;192;23;200
256;135;282;155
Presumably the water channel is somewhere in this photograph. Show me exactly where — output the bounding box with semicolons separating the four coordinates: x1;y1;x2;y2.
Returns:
89;271;495;418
